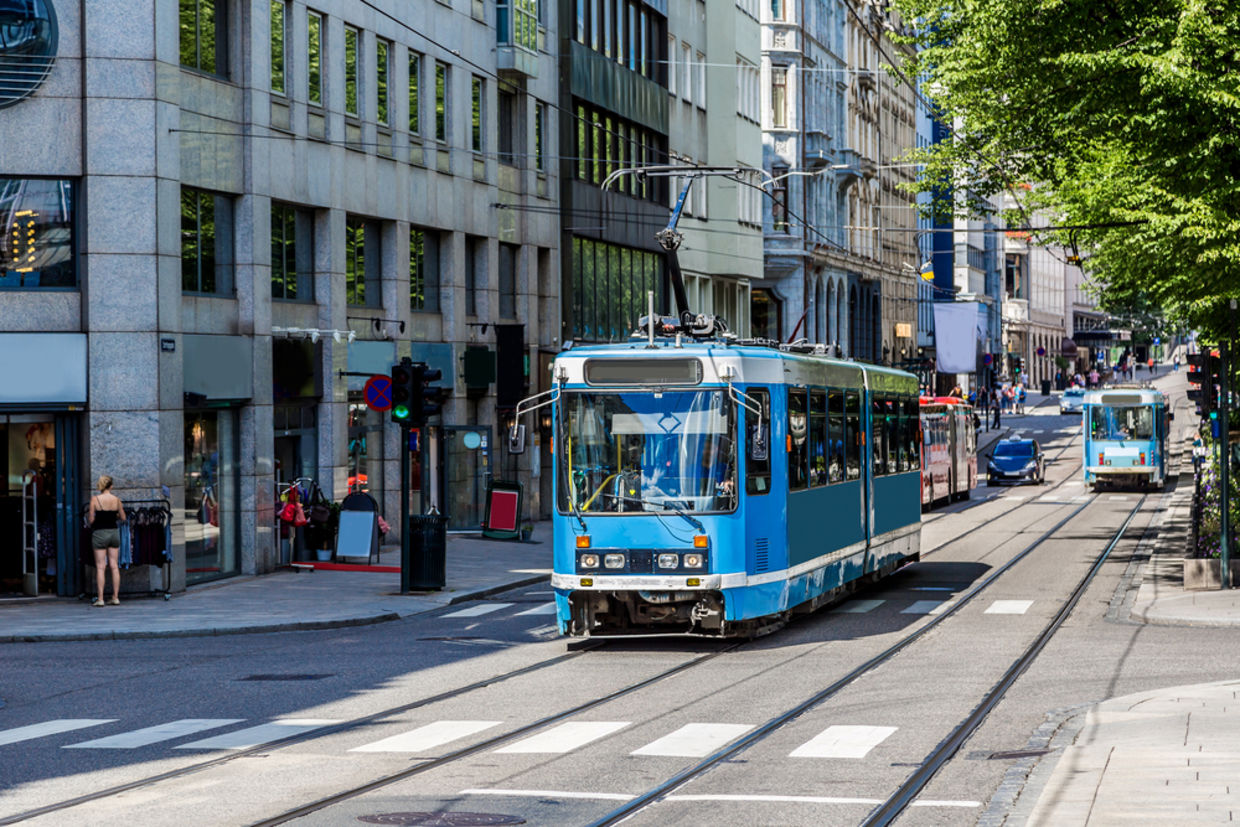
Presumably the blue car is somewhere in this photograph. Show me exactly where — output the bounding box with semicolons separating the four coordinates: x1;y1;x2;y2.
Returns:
986;439;1045;486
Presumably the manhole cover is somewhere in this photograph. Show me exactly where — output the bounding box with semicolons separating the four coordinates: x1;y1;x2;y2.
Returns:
357;814;525;826
237;674;334;681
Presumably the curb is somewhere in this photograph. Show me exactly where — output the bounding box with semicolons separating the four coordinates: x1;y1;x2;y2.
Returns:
0;573;553;644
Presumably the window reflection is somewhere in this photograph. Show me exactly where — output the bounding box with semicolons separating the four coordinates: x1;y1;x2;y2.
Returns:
0;178;74;288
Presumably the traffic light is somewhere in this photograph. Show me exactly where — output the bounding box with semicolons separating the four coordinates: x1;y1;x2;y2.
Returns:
390;360;420;424
1187;351;1220;417
421;367;447;421
1013;356;1024;376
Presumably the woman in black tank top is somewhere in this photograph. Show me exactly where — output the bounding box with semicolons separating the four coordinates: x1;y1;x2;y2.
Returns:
88;475;127;606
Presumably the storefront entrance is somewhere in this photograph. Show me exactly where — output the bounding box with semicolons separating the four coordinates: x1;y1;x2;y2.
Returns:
439;426;491;531
0;413;81;597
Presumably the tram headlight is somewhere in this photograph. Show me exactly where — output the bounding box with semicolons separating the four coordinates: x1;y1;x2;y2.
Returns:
579;553;600;569
657;553;680;569
603;553;626;569
682;553;704;569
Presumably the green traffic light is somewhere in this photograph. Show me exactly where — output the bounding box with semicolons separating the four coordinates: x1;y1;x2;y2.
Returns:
393;404;410;420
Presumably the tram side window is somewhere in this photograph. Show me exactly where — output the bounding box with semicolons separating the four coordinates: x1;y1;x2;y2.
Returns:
745;388;771;495
904;399;920;471
788;388;808;490
872;397;889;476
828;389;845;482
845;391;861;479
810;390;828;486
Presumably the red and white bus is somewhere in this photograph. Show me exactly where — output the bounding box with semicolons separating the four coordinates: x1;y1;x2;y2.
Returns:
920;396;977;509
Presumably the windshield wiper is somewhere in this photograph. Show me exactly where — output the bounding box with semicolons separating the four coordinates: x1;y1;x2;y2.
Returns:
615;494;705;533
568;488;588;534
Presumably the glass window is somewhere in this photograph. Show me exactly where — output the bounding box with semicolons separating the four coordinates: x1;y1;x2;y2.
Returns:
872;397;888;476
809;390;827;486
845;390;861;479
771;66;787;128
471;75;483;152
181;187;233;295
434;62;448;142
408;53;421;134
534;101;546;171
576;0;586;42
788;387;808;490
270;1;287;95
828;389;845;482
559;390;737;514
180;0;227;76
307;11;322;106
1089;406;1154;440
576;104;588;180
771;0;785;20
270;202;314;301
745;388;770;495
376;39;390;125
0;0;57;108
343;25;359;117
347;393;385;514
498;242;518;319
498;90;516;164
345;216;378;306
465;234;483;316
0;178;75;289
410;227;439;313
184;409;240;584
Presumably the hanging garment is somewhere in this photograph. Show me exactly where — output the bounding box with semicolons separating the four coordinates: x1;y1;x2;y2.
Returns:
119;523;133;568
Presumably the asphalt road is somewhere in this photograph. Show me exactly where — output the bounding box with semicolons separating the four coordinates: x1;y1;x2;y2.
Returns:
3;405;1231;827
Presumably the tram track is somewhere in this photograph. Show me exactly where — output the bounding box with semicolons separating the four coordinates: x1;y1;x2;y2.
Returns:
585;493;1148;826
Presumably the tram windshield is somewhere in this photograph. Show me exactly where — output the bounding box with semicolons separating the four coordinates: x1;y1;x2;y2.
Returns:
559;390;737;514
1089;406;1155;441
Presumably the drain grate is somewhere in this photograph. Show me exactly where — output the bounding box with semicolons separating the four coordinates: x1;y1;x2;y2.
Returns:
988;748;1052;760
237;674;334;682
357;814;525;826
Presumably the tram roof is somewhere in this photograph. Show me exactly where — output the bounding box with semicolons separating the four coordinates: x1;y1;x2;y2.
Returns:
554;341;917;392
1083;387;1167;406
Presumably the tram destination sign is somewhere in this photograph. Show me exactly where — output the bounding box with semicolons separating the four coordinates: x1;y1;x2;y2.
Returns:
584;358;703;386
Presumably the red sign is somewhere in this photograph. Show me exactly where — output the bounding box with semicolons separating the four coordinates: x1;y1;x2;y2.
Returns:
363;374;393;411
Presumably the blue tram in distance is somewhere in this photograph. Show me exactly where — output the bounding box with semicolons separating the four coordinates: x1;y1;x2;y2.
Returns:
1082;387;1170;491
528;340;922;638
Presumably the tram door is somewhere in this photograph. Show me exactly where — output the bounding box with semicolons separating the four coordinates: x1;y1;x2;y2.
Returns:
439;426;492;531
948;415;960;496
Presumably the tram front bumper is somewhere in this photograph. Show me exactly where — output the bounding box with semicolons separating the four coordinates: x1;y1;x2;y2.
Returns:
551;573;728;590
1087;465;1156;478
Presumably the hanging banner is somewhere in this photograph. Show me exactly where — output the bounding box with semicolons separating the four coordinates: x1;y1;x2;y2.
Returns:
933;301;983;374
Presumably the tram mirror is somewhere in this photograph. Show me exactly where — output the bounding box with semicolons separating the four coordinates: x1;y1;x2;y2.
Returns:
507;423;526;455
748;421;769;462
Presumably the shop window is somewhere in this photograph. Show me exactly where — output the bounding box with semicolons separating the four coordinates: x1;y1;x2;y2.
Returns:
180;0;228;77
271;202;314;301
347;394;384;506
184;409;240;584
0;178;75;289
181;187;234;295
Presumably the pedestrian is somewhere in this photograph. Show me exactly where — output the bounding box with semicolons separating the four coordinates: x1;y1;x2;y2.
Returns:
1147;357;1154;376
1089;368;1100;387
991;391;1002;428
1173;355;1180;371
88;475;126;607
1017;384;1026;414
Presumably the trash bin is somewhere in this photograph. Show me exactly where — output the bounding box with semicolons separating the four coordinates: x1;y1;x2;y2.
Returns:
403;513;448;591
1041;378;1052;396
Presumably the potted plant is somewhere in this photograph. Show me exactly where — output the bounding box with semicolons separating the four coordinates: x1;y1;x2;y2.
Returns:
520;522;534;542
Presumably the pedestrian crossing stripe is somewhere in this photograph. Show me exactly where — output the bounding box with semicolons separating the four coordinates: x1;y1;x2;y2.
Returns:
174;719;340;750
630;723;754;757
495;721;629;754
349;720;500;753
789;725;896;758
0;719;115;747
515;602;557;616
66;719;244;749
442;603;514;618
984;600;1034;615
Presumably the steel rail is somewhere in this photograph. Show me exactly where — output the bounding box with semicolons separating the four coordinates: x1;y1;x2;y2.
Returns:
861;494;1147;826
586;493;1103;827
0;642;605;826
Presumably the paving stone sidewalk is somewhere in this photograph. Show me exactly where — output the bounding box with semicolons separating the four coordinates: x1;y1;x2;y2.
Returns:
0;522;553;642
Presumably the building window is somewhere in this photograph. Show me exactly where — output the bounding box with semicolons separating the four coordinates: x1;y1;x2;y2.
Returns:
770;165;789;232
465;235;485;316
571;236;664;342
408;53;421;134
307;11;323;106
627;2;638;71
345;216;379;306
534;101;546;171
184;409;240;585
770;0;785;20
667;36;676;94
498;89;516;165
680;42;691;100
771;66;787;128
575;0;585;43
343;25;359;117
0;178;75;289
695;51;706;107
270;1;287;95
181;187;233;295
471;75;483;152
498;243;518;319
271;202;314;301
434;62;448;141
376;39;390;125
498;0;537;51
410;227;440;312
180;0;227;76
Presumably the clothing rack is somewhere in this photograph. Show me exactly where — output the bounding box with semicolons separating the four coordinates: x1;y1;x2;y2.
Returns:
81;498;173;601
275;477;325;565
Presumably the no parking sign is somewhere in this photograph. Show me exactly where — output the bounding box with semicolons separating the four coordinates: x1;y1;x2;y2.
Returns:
363;374;393;411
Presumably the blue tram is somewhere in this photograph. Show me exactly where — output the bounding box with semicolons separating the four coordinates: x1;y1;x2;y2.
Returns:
528;341;922;638
1082;388;1170;490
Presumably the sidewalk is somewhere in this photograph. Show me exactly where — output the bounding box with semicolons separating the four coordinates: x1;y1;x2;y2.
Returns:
0;522;553;643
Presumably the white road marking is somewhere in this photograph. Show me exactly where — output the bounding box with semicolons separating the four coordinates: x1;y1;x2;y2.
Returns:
985;600;1034;615
175;718;339;750
461;789;632;801
1065;481;1084;486
442;603;513;618
0;719;115;747
1003;495;1028;501
515;602;557;616
495;721;629;754
901;600;946;614
65;719;243;749
1073;495;1092;501
350;720;501;753
832;599;885;613
1108;495;1131;501
631;723;754;757
790;725;897;758
928;600;956;615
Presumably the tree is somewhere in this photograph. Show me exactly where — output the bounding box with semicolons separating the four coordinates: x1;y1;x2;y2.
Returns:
894;0;1240;339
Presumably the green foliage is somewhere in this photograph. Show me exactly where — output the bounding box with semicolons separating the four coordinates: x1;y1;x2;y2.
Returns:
894;0;1240;339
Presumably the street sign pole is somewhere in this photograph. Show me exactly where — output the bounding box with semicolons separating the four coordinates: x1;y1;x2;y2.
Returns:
400;420;411;593
1223;320;1233;587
